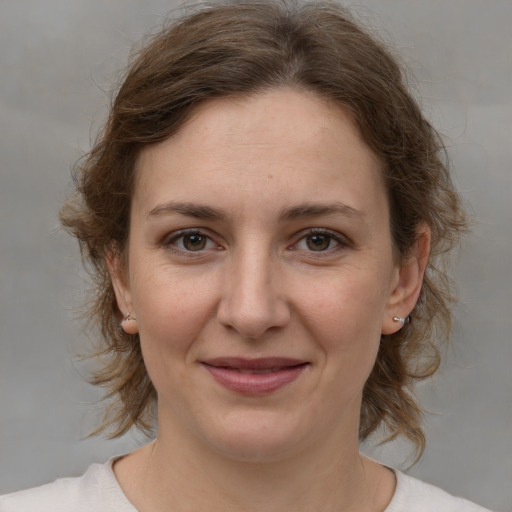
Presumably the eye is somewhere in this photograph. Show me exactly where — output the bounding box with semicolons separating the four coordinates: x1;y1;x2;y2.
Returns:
305;233;335;251
180;233;208;251
293;229;346;253
165;229;219;253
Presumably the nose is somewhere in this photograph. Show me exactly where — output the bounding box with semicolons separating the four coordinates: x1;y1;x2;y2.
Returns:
216;247;291;340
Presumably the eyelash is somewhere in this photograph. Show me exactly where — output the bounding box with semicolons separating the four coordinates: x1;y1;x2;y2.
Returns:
163;229;221;255
162;228;349;256
291;228;349;255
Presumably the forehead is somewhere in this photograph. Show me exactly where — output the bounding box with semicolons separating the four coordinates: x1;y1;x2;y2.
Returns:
133;88;386;217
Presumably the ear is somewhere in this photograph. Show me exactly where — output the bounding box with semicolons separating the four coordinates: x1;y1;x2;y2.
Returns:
381;224;431;335
106;248;139;335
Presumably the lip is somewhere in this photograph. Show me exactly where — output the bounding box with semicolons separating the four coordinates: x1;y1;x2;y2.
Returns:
202;357;309;395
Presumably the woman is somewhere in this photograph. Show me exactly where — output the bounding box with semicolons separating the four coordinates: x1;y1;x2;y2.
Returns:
0;1;494;510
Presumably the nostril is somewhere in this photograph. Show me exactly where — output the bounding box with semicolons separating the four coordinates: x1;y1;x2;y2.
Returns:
217;295;290;340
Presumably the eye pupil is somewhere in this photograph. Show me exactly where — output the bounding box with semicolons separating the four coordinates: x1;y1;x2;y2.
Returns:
184;234;206;251
307;235;330;251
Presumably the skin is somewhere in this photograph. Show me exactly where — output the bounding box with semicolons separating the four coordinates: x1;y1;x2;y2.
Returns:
110;88;430;512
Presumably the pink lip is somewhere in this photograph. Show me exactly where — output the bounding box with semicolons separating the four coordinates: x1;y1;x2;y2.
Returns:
202;357;309;395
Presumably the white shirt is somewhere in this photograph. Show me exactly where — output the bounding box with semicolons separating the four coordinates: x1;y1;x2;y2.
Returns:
0;459;493;511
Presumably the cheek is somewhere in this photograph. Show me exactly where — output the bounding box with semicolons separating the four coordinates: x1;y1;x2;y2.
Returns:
131;268;219;363
297;270;387;371
302;267;388;333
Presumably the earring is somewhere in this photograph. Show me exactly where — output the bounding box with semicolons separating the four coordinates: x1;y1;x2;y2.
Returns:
393;316;407;325
121;312;139;335
123;312;137;323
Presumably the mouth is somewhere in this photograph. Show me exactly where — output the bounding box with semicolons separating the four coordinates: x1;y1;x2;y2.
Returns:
201;357;309;395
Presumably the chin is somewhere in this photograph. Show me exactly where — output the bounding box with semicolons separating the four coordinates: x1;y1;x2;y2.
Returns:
200;410;314;463
212;434;303;464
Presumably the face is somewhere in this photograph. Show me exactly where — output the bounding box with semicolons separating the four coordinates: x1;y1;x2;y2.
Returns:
112;89;424;462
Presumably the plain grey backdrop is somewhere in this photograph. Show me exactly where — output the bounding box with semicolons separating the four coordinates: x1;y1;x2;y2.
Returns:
1;0;511;509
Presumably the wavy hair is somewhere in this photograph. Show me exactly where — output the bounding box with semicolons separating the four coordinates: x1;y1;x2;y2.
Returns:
61;0;468;459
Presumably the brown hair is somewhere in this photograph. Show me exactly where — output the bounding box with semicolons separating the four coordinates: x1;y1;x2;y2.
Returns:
61;0;467;459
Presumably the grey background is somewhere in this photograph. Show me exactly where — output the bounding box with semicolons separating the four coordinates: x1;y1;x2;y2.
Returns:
0;1;510;510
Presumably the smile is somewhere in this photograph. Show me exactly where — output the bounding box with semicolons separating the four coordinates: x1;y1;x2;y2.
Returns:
202;358;309;395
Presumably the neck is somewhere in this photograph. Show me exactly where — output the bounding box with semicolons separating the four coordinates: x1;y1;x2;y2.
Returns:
114;416;394;512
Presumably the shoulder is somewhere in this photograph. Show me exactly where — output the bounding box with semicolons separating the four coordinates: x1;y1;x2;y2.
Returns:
0;459;136;512
386;470;494;512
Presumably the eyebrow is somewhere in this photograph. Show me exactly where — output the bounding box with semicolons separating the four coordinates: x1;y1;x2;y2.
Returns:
147;201;227;221
147;200;364;223
280;202;365;221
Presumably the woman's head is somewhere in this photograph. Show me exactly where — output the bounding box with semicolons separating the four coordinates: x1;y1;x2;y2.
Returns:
105;88;432;462
61;0;467;458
